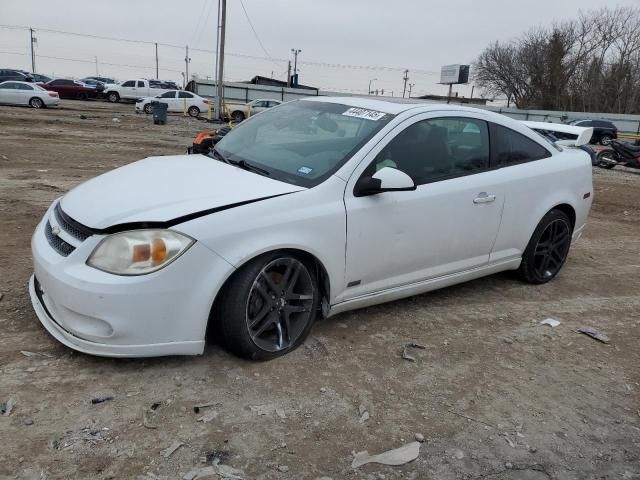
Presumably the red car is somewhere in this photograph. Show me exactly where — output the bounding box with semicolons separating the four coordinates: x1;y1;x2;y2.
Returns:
41;79;96;100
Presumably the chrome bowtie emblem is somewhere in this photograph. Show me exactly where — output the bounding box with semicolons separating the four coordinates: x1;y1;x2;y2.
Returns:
51;225;61;236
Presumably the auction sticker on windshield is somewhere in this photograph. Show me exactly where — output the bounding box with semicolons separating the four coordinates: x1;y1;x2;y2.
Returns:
342;107;386;121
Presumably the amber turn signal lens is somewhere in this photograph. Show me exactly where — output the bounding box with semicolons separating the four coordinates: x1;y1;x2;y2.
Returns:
132;244;151;262
151;238;167;266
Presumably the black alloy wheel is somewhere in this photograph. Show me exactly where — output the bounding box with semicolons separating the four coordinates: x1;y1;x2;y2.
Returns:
246;258;315;352
217;253;319;360
144;103;153;114
518;210;573;284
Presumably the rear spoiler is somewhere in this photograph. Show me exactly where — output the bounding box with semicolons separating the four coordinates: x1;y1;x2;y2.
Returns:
522;121;594;147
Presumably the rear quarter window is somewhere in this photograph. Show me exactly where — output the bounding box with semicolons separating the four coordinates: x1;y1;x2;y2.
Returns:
492;125;551;167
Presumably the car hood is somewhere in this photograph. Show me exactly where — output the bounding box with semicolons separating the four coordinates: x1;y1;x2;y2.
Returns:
60;154;304;230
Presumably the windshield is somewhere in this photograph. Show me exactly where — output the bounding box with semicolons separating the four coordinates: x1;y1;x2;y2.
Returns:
215;100;393;187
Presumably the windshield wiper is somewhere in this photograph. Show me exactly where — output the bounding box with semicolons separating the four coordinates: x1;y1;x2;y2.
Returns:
210;147;230;164
230;159;271;176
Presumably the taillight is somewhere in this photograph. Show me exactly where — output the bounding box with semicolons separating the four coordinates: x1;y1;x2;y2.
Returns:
48;92;58;97
202;99;209;104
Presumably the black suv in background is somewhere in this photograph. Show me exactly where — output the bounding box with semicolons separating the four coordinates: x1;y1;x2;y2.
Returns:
569;119;618;145
0;69;33;83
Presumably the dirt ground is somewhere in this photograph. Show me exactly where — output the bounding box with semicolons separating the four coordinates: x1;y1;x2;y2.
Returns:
0;100;639;480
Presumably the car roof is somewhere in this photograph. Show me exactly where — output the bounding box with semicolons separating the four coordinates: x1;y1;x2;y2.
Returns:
0;80;33;85
302;96;495;116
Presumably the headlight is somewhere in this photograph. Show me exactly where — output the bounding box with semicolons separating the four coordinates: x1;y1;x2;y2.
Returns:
87;230;194;275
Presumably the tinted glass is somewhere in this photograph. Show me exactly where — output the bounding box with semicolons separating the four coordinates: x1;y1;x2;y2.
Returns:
369;117;490;185
18;83;34;90
137;81;144;87
122;81;135;87
493;125;551;166
216;101;393;187
0;82;17;89
159;91;175;98
178;91;193;98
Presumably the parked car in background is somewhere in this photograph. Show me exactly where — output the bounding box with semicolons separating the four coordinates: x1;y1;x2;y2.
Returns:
80;78;105;93
226;98;282;122
28;73;52;83
149;79;180;90
41;79;97;100
29;98;593;360
103;79;173;103
568;119;618;145
136;90;210;117
85;76;116;85
0;80;59;108
0;69;33;83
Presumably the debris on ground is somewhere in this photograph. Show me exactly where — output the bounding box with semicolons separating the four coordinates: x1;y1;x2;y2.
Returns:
193;402;216;414
358;404;370;423
452;449;465;460
24;419;34;426
577;327;610;344
49;428;109;450
0;292;4;302
540;318;561;328
91;394;114;405
197;409;219;423
352;441;421;468
415;433;425;443
275;407;287;419
112;118;121;123
20;350;52;358
249;404;278;416
183;459;245;480
278;465;289;472
143;404;159;429
160;440;183;458
1;397;16;416
401;342;426;362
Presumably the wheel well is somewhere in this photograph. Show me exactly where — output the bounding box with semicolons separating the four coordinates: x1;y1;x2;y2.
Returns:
206;248;331;339
552;203;576;229
231;110;244;117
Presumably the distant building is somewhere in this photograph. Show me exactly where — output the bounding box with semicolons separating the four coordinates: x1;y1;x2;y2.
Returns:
417;94;488;106
242;75;318;92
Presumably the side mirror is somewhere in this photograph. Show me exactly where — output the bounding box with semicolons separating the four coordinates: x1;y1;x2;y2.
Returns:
354;166;416;197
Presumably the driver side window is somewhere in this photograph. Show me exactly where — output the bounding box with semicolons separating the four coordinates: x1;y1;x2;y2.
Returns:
368;117;490;185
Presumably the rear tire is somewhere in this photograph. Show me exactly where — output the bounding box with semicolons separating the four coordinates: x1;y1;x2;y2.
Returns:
216;252;319;360
29;97;44;109
78;92;88;101
143;103;153;114
188;106;200;117
518;209;573;284
107;92;119;103
597;150;617;169
231;110;245;122
600;135;613;146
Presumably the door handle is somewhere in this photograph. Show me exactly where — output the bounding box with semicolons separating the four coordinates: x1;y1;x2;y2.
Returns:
473;193;497;204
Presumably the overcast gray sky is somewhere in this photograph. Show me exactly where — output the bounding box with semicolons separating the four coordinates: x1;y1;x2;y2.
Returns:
1;0;638;97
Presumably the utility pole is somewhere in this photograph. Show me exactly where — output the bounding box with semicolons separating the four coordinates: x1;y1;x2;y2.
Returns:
155;43;159;79
402;69;409;98
216;0;227;120
470;85;475;100
29;28;36;73
214;0;221;87
291;49;301;74
95;56;99;76
408;83;414;98
185;45;191;86
286;61;291;88
368;78;377;95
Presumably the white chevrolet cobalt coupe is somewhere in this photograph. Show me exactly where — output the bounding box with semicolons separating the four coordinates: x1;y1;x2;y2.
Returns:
30;98;593;360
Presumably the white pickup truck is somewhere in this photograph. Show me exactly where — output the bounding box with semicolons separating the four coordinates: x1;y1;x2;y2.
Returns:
104;79;172;103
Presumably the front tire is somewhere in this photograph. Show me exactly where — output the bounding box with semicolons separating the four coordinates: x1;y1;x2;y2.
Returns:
29;97;44;108
597;150;617;169
231;110;245;122
143;103;153;114
107;92;119;103
216;253;319;360
188;106;200;117
78;92;88;101
518;209;573;284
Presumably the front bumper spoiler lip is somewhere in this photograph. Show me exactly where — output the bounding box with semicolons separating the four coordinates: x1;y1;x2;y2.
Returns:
29;275;205;358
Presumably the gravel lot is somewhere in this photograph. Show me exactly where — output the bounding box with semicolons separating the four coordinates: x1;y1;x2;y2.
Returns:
0;100;639;480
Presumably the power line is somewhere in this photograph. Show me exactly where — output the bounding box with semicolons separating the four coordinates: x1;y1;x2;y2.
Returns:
238;0;274;62
0;24;441;75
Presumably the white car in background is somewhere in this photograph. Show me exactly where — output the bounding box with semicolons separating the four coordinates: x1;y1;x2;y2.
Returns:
226;98;282;122
30;98;593;360
0;81;59;108
136;90;210;117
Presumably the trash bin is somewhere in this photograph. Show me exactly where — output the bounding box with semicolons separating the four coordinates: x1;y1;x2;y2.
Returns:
152;101;168;125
